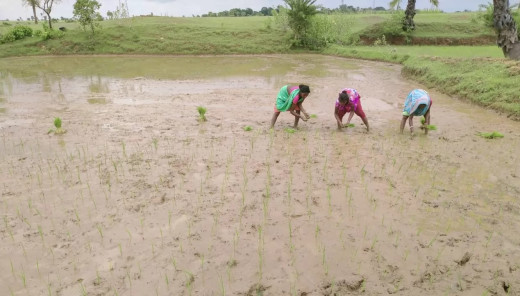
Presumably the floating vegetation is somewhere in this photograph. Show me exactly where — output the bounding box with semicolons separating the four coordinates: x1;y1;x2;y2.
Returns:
478;131;504;139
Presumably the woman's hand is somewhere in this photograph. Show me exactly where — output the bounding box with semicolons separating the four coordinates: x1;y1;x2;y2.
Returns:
303;112;310;120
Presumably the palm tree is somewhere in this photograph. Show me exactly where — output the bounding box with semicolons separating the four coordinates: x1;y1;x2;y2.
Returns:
494;0;520;59
389;0;439;31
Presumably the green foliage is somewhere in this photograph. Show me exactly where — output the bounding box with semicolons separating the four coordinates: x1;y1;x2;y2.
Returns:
48;117;66;134
310;114;317;118
0;25;33;44
54;117;62;128
478;131;504;139
476;2;520;38
73;0;102;34
344;123;355;127
197;106;207;122
243;125;253;131
285;127;297;133
284;0;318;47
303;13;358;49
361;12;410;41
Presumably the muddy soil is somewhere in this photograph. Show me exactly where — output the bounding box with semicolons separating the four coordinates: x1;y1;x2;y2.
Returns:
1;54;519;295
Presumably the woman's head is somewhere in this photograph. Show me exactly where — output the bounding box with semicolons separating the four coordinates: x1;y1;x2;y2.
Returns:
413;104;428;116
338;92;350;106
299;84;310;99
299;84;310;94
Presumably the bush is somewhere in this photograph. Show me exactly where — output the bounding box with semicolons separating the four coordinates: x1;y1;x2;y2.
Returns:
0;25;33;43
1;32;16;43
11;25;33;39
359;12;411;43
302;14;358;49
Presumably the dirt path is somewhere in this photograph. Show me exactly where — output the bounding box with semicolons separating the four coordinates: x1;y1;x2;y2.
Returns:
1;55;519;295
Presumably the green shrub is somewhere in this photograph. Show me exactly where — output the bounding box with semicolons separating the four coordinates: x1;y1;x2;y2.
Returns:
1;32;16;43
303;13;357;49
11;25;33;39
0;25;33;43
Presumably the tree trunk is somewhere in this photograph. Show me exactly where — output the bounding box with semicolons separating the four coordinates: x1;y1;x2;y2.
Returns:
45;11;52;29
494;0;520;59
403;0;416;31
32;4;38;24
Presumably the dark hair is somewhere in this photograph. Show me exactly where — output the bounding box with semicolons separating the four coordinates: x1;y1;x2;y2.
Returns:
338;92;350;103
299;84;310;93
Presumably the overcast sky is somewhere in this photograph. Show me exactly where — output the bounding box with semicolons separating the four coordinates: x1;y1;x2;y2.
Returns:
0;0;491;20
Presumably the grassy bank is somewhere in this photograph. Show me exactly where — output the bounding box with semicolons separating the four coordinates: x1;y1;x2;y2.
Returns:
324;45;520;120
0;17;290;56
1;13;519;119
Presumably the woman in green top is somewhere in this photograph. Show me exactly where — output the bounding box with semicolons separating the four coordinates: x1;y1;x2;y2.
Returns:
270;84;311;128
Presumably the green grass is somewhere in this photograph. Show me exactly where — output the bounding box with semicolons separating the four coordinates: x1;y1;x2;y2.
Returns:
0;16;290;57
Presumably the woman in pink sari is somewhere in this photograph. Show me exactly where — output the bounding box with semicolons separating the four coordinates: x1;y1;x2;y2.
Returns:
334;88;369;132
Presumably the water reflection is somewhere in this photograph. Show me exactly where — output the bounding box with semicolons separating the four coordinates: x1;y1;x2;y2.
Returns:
0;55;358;105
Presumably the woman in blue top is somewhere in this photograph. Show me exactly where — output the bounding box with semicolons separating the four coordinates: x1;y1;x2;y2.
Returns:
400;89;432;135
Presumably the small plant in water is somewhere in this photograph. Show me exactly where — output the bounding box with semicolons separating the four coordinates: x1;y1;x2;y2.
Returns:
344;123;355;128
197;106;207;122
48;117;66;134
243;125;252;131
285;127;297;134
478;131;504;139
310;114;317;118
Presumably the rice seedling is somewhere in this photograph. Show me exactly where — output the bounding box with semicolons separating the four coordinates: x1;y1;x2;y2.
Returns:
285;127;297;134
48;117;66;135
197;106;207;122
310;114;317;118
243;125;252;131
344;123;355;128
96;223;103;240
478;131;504;139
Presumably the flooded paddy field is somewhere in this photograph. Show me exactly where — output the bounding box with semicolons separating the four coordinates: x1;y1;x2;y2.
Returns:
1;54;519;295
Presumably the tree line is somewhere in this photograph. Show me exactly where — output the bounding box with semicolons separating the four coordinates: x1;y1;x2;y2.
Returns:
13;0;520;59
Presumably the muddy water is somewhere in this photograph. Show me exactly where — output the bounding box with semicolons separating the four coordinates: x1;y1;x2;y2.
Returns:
1;55;519;295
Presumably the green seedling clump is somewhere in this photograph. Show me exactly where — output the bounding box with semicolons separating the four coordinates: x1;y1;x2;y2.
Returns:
48;117;66;135
420;124;437;130
479;131;504;139
285;128;297;134
243;126;253;131
197;106;207;122
420;117;426;125
344;123;355;128
310;114;317;118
